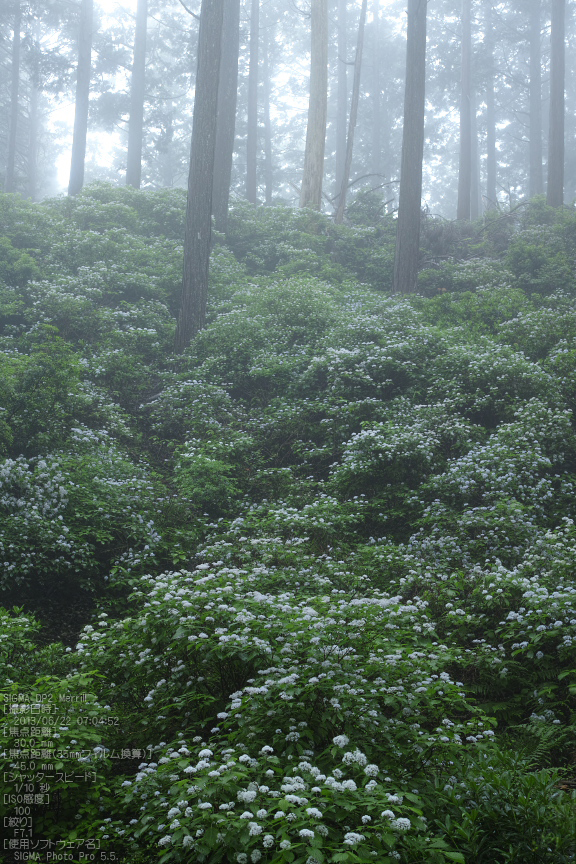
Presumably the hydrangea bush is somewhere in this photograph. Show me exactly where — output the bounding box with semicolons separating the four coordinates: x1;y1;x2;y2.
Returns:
1;190;576;863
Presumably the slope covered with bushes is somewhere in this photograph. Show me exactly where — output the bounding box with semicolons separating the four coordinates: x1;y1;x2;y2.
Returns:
1;186;575;863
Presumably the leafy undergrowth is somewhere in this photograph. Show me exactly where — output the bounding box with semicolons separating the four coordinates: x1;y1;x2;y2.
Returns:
0;186;575;863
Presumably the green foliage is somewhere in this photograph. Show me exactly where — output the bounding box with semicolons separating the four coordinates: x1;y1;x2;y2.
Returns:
0;236;41;287
2;187;576;863
0;429;164;595
0;326;83;455
506;224;575;295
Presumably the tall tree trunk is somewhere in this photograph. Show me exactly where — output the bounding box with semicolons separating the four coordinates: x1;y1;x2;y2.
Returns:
246;0;259;203
126;0;148;189
335;0;347;198
470;92;481;219
68;0;93;196
371;1;383;185
5;1;21;194
262;13;273;205
529;0;543;197
485;6;497;209
161;104;174;188
334;0;367;224
547;0;564;207
392;0;427;295
212;0;240;233
28;27;40;201
457;0;472;220
174;0;223;352
300;0;328;210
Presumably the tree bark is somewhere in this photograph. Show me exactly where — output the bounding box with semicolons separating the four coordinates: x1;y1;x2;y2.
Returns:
334;0;367;224
485;5;497;209
300;0;328;210
5;1;21;194
174;0;223;352
126;0;148;189
335;0;347;198
371;1;383;185
392;0;427;295
529;0;543;197
262;12;273;205
212;0;240;232
457;0;472;220
27;27;40;201
68;0;93;197
470;91;481;220
161;105;175;188
547;0;564;207
246;0;259;203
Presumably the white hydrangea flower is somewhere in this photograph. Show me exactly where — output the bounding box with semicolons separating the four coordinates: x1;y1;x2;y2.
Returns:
391;817;411;831
237;790;257;803
344;832;365;845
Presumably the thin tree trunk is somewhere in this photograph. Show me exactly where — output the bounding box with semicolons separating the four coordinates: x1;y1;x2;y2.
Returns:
174;0;223;352
485;6;497;209
334;0;367;224
335;0;347;198
212;0;240;233
262;13;273;205
547;0;564;207
68;0;93;196
470;92;481;220
161;105;174;188
529;0;543;197
300;0;328;210
392;0;427;295
246;0;259;203
28;28;40;201
371;1;383;184
126;0;148;189
5;1;21;194
457;0;472;220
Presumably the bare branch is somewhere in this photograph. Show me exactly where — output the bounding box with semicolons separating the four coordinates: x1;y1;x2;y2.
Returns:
176;0;200;21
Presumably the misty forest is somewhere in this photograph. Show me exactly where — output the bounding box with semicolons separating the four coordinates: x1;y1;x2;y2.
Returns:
1;0;576;862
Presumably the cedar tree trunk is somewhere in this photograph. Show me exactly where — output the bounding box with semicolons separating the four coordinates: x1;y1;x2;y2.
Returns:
126;0;148;189
246;0;259;203
174;0;223;351
212;0;240;232
68;0;93;196
300;0;328;210
5;1;21;194
335;0;367;224
547;0;565;207
457;0;472;220
392;0;427;295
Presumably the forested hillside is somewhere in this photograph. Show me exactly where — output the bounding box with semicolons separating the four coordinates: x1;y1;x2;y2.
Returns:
1;186;575;862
